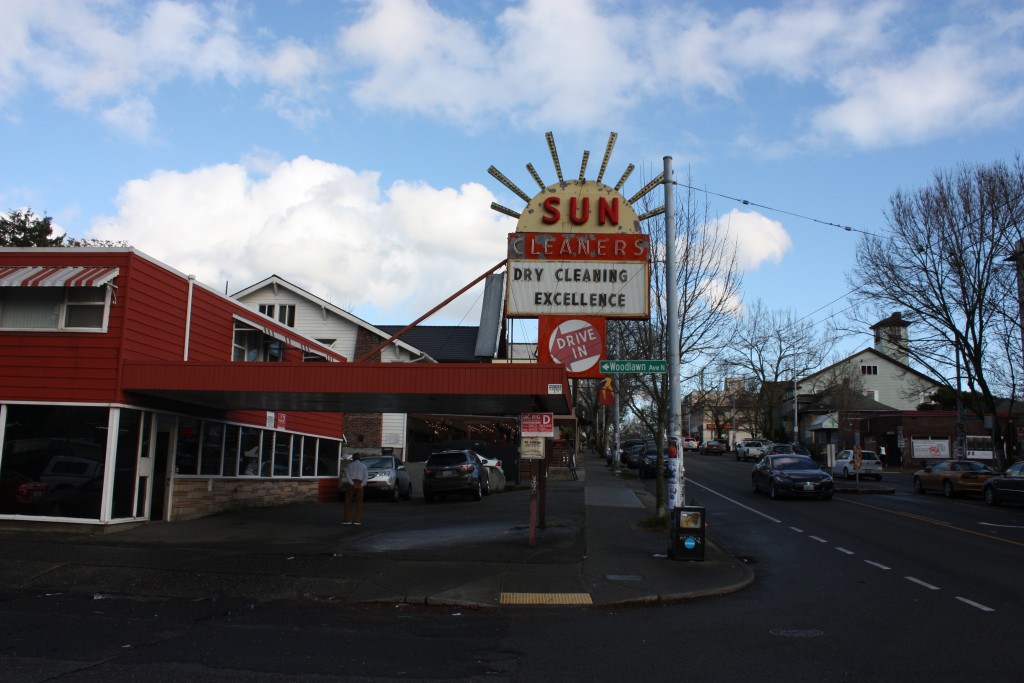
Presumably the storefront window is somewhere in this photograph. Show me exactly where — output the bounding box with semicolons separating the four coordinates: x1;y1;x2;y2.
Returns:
199;421;224;475
112;409;142;519
0;404;109;518
239;427;261;476
317;439;340;477
175;417;200;475
223;425;240;477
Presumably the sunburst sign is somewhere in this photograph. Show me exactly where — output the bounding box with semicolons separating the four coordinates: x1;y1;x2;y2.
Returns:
489;132;658;323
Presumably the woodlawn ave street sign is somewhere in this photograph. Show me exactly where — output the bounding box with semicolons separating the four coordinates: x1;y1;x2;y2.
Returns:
599;359;667;374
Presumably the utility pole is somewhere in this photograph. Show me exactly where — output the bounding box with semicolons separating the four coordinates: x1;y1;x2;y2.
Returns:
665;156;682;509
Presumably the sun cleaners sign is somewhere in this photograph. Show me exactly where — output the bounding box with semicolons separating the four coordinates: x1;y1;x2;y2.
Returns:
506;261;649;318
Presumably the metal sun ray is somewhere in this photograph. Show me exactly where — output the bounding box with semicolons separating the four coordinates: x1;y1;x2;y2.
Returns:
488;132;664;221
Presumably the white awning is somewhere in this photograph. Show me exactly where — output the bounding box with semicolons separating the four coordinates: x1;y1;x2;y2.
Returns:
0;265;120;287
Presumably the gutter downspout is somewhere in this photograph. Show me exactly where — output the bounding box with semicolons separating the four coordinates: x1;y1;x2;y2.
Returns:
184;274;196;361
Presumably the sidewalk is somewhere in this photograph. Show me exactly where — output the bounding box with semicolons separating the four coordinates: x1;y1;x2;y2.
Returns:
0;449;755;608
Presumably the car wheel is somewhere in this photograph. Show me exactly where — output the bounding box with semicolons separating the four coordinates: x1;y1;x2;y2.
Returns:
751;476;759;494
984;486;999;506
473;480;483;501
843;467;851;480
403;482;413;501
913;477;924;494
769;482;780;500
943;480;955;498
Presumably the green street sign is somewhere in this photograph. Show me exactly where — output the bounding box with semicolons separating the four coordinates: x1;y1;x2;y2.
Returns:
599;359;667;374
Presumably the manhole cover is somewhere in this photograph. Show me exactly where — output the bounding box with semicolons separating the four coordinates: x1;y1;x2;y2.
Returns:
770;628;824;638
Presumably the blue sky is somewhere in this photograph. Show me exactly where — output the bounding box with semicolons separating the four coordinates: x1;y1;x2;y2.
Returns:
2;0;1023;359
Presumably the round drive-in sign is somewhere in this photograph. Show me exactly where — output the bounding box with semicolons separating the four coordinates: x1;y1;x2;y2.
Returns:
548;318;603;373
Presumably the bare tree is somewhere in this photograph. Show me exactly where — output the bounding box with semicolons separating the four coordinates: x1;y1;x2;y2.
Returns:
725;299;838;441
848;156;1024;470
616;174;743;515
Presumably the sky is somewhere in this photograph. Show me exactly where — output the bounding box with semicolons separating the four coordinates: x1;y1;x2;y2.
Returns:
2;0;1023;360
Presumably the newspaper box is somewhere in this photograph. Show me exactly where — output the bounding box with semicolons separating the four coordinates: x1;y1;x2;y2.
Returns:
670;506;706;561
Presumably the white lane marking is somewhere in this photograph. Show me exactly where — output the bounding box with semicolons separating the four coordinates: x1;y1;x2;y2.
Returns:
906;576;940;590
809;536;828;543
836;547;855;555
956;597;995;612
684;479;782;523
789;526;804;533
978;522;1024;529
865;560;891;570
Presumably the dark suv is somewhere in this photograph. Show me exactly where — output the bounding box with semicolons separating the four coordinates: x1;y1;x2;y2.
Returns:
423;449;489;502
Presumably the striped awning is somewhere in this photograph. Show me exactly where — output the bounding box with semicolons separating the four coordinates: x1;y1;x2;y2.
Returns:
0;265;120;287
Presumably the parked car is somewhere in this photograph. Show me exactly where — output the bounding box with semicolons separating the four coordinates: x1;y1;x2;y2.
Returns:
767;443;795;455
681;437;698;451
359;455;412;502
792;443;810;456
831;449;883;480
984;461;1024;506
736;439;768;462
638;446;667;479
913;459;996;498
700;439;728;456
752;454;833;500
423;449;489;502
624;444;645;469
476;453;506;493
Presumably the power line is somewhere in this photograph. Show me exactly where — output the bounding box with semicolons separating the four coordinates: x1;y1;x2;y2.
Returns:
669;180;880;237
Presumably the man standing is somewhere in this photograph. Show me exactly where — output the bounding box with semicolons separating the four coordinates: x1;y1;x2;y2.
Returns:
342;453;368;526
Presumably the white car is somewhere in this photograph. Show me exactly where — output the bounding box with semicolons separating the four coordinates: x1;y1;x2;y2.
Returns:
476;454;506;493
736;439;768;462
832;449;883;481
681;438;698;451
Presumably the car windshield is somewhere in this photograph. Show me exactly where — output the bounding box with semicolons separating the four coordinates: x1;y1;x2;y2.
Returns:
953;461;993;472
362;457;394;469
772;456;818;470
428;453;468;466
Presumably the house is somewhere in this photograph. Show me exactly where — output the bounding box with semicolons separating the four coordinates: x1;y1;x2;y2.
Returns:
0;249;571;526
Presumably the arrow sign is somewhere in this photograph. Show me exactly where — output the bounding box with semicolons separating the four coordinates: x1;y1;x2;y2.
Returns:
599;359;667;374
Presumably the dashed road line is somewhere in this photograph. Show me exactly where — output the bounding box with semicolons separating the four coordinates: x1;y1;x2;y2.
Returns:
906;576;940;590
835;547;855;555
809;536;828;543
865;560;890;570
956;596;995;612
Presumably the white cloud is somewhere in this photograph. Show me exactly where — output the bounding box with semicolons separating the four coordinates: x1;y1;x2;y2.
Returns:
719;209;791;271
88;156;513;323
0;0;324;136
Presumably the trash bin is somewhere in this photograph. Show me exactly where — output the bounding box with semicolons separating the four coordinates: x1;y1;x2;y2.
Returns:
670;505;706;561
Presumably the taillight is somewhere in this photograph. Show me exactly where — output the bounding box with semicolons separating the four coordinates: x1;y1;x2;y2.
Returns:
456;464;473;473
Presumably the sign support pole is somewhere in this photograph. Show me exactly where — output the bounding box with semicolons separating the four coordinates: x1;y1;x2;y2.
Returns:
665;156;683;512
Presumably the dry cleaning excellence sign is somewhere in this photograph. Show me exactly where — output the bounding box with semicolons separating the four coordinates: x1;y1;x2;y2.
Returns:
506;261;649;318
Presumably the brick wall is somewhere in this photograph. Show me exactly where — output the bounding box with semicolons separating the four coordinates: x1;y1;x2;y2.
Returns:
169;478;319;521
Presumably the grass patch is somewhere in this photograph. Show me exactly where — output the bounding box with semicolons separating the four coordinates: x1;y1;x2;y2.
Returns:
640;514;670;532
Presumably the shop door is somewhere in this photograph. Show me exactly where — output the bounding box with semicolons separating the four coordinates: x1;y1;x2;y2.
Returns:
149;416;175;521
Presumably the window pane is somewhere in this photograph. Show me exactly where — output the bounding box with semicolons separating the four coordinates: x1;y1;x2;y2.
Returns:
64;304;105;328
66;287;106;303
223;425;240;477
239;427;260;476
112;409;142;519
0;288;62;328
199;421;223;475
175;417;200;475
316;439;340;476
259;430;275;476
0;405;108;518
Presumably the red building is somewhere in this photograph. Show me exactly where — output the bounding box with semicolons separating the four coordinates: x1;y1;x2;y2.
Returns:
0;248;572;525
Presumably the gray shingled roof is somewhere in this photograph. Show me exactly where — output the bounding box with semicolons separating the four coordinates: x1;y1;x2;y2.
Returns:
375;326;482;362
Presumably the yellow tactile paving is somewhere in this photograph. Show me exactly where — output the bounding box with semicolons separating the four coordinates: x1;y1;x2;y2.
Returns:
500;592;593;605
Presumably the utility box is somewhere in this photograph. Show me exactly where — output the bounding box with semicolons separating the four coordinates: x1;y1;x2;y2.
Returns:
670;506;706;561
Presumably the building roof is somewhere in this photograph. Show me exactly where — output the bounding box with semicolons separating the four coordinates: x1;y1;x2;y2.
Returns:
376;325;483;362
801;347;940;389
232;275;434;361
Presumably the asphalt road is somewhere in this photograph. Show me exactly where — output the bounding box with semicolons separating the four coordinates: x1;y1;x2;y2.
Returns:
2;455;1022;682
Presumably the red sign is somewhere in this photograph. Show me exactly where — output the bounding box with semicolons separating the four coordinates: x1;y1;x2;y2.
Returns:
521;412;555;437
508;233;649;261
538;316;606;379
